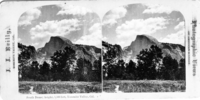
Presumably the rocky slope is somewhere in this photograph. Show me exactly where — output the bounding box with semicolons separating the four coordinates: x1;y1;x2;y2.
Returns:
103;35;185;63
102;41;123;61
36;36;101;64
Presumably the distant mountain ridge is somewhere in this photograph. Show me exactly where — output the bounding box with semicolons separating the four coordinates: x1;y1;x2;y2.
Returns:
36;36;101;64
103;35;185;63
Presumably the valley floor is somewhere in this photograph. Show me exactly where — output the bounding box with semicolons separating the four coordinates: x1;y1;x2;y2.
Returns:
19;81;102;94
103;80;185;93
19;80;186;94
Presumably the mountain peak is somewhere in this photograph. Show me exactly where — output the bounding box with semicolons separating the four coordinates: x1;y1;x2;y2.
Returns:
135;34;159;44
37;36;74;57
129;34;160;49
49;36;72;44
123;34;161;61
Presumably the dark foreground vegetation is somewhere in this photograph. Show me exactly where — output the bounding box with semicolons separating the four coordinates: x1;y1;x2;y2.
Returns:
103;45;185;80
18;43;101;82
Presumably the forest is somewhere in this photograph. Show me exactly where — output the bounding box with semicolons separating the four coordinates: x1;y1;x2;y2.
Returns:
103;45;185;80
18;43;101;82
18;43;185;82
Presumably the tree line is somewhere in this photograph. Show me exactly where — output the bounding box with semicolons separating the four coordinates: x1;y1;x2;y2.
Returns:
103;45;185;80
18;43;101;82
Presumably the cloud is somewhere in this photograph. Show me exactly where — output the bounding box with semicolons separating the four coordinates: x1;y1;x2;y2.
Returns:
29;19;80;49
160;29;185;45
103;6;127;26
75;23;102;48
116;17;168;47
102;36;107;41
160;21;185;45
30;19;80;40
31;42;39;46
174;21;184;30
18;8;41;26
57;4;93;15
18;38;22;42
143;4;173;14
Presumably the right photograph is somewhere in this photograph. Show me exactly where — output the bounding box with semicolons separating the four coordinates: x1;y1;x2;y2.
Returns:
102;3;186;93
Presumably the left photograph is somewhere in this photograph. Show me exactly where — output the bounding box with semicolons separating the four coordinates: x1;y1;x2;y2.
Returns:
18;4;102;94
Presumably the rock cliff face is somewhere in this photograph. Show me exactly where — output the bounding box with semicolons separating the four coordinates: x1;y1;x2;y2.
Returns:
123;35;161;62
102;41;123;61
37;36;75;57
75;44;101;64
103;35;185;63
36;36;101;64
161;43;185;62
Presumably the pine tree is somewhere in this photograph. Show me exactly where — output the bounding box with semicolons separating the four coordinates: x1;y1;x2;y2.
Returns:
162;56;179;80
136;45;163;79
51;46;76;81
39;61;50;81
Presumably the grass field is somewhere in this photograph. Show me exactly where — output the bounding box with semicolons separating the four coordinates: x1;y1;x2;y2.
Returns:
103;80;186;93
19;81;102;94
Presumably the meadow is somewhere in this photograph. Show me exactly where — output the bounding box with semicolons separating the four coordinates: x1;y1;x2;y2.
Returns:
103;80;186;93
19;81;102;94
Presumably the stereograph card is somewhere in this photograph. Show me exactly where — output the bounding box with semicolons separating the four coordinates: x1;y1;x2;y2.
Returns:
0;0;200;100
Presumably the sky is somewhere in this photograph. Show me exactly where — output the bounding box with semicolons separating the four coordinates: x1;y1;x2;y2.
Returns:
18;3;185;50
18;4;101;49
102;4;185;48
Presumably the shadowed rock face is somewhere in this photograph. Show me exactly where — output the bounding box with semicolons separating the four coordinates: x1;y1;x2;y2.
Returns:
103;35;185;63
36;36;101;64
123;35;161;61
161;43;185;62
38;36;75;57
102;41;123;61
